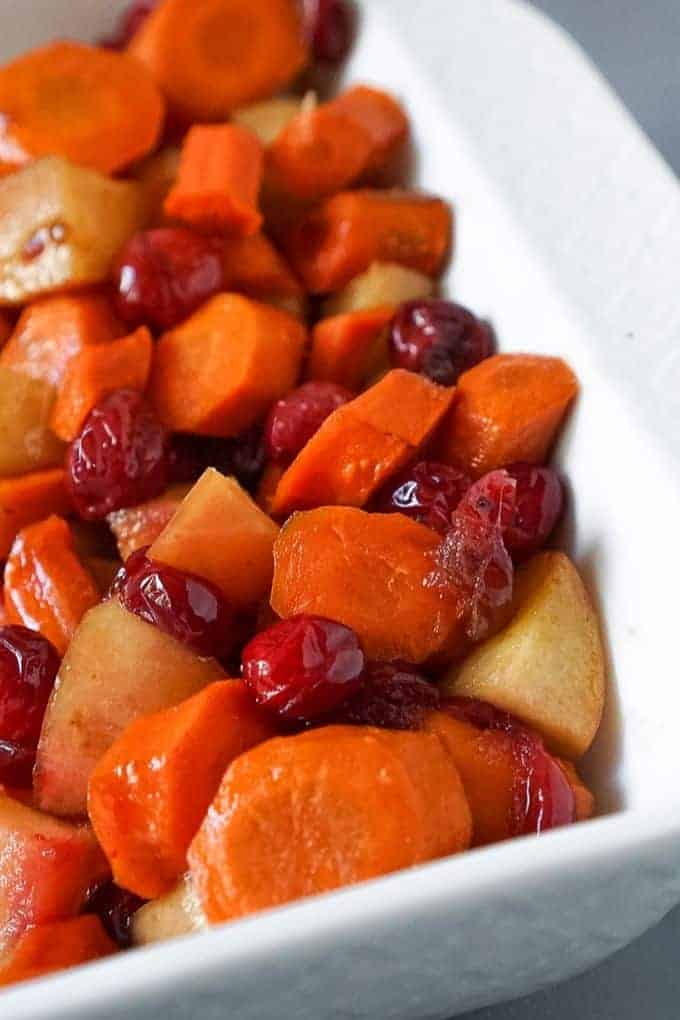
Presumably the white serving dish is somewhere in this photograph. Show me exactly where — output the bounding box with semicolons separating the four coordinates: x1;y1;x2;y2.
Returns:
2;0;680;1017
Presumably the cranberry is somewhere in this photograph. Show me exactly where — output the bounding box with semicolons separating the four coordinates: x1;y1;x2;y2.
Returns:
0;626;60;787
265;382;353;466
101;1;157;49
117;551;235;659
169;427;266;493
388;300;493;385
373;461;471;534
337;661;440;729
86;882;145;948
67;390;171;521
242;615;364;721
303;0;355;64
112;229;224;331
228;426;267;491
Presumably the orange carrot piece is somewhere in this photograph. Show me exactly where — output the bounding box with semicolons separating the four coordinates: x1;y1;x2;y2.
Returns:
50;327;153;442
88;681;276;899
107;485;190;562
165;124;264;236
433;354;579;476
271;370;454;514
221;232;303;299
271;507;467;663
0;42;164;174
284;189;452;293
0;917;115;988
150;294;306;437
307;306;394;389
129;0;308;123
0;469;70;559
4;515;100;656
268;86;408;202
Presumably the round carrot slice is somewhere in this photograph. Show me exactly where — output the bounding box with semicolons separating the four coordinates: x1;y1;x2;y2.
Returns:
0;42;165;174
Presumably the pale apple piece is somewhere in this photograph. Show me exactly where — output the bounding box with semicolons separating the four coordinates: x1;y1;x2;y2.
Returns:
232;94;315;147
323;262;434;317
0;366;65;477
149;469;279;611
0;791;108;956
133;147;181;225
132;875;207;947
35;599;224;817
0;156;148;306
442;552;605;759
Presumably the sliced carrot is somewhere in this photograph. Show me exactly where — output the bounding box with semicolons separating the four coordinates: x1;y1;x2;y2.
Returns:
0;293;122;389
271;369;454;514
271;507;467;663
107;484;190;563
221;232;303;299
268;86;408;202
0;917;115;988
129;0;308;123
50;326;153;442
149;469;279;611
88;681;276;899
150;294;306;436
0;469;70;559
0;42;164;174
284;189;452;293
307;306;394;389
4;515;101;656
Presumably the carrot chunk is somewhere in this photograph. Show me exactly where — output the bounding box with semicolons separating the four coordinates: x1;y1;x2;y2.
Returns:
433;354;579;477
165;124;264;236
284;189;452;293
271;507;467;663
150;294;306;436
4;515;100;656
0;469;70;559
0;917;115;988
88;681;276;899
307;306;394;389
107;485;190;562
0;42;164;174
129;0;308;123
221;232;303;299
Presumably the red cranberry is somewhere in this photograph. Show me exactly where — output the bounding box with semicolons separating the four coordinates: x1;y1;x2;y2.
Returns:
303;0;355;64
337;661;440;730
265;382;353;466
112;229;224;331
242;615;364;721
228;426;267;491
108;545;150;600
0;626;60;787
86;882;145;948
388;300;493;385
169;427;266;493
373;461;471;534
101;0;157;49
67;390;171;521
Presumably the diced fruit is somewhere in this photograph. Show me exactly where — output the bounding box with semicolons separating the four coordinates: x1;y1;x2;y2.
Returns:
303;0;354;64
271;507;467;663
372;461;472;535
85;882;145;949
132;874;206;947
256;463;284;515
107;485;189;562
264;381;353;466
0;367;65;478
242;616;364;721
388;299;493;386
0;469;70;559
323;262;433;316
307;307;395;390
34;598;224;817
67;390;171;521
0;916;115;988
442;552;605;759
232;96;308;147
0;625;59;787
335;661;440;730
149;469;279;612
0;157;147;306
133;147;181;225
88;681;276;898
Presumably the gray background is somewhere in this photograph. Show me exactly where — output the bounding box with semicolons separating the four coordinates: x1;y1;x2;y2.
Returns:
463;2;680;1018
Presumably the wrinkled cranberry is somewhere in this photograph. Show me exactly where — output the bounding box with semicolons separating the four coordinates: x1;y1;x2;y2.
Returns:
373;461;471;534
169;427;265;493
389;300;493;385
265;382;353;466
86;882;145;948
337;661;440;730
458;469;518;531
67;390;171;521
229;426;267;491
303;0;355;64
0;626;60;787
112;229;224;331
108;545;150;600
101;0;157;49
242;615;364;721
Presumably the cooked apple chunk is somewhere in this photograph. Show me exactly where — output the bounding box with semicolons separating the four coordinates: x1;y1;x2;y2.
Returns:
442;552;605;759
0;366;65;476
132;875;207;947
323;261;434;317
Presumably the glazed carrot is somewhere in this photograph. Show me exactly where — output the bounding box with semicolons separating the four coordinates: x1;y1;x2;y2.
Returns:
129;0;308;123
284;189;452;293
221;232;303;299
0;469;70;559
268;86;408;202
0;917;116;988
165;124;264;236
433;354;579;476
50;326;153;442
88;681;276;899
150;294;306;436
0;42;164;174
0;293;122;389
271;507;467;663
307;307;394;389
107;484;190;562
149;469;279;611
271;370;454;514
4;515;101;656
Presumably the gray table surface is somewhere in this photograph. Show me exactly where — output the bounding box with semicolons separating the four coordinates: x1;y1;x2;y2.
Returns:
463;2;680;1019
